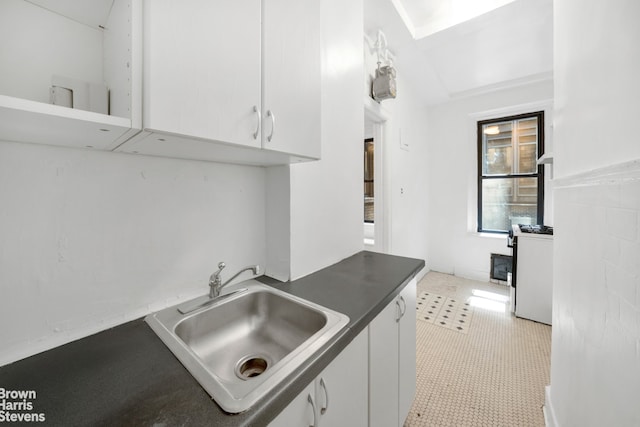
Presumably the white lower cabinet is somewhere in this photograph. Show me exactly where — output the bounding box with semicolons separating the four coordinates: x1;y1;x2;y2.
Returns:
269;382;315;427
269;279;416;427
369;279;417;427
398;279;418;425
269;328;368;427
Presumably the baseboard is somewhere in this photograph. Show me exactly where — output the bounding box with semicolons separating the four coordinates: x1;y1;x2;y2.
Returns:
455;268;490;283
543;385;559;427
415;265;429;282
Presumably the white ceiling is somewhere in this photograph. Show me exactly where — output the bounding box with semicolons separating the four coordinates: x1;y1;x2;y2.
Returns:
364;0;553;107
392;0;518;39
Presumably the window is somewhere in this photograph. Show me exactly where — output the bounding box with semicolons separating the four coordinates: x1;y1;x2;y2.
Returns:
477;112;544;233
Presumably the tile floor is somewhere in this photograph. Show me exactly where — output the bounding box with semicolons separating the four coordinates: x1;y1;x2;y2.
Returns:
416;291;474;334
405;272;552;427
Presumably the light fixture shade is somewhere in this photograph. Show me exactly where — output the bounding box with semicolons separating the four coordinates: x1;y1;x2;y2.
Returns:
483;125;500;135
372;65;397;102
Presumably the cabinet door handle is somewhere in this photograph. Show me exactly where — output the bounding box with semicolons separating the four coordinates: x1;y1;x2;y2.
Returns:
253;105;261;140
319;377;329;415
267;110;276;142
307;394;317;427
396;295;407;322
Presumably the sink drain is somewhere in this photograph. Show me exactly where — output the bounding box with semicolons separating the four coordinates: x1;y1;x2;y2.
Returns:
236;356;269;380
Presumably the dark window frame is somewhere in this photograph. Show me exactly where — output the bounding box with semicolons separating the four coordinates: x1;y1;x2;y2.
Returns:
477;111;545;234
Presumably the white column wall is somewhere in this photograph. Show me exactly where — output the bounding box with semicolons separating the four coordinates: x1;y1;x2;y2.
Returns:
547;1;640;426
288;0;365;280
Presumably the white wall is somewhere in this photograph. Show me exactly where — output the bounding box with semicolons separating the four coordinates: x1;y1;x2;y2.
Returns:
0;0;104;104
0;142;266;366
265;166;290;281
287;0;365;280
425;80;553;280
361;33;429;271
546;1;640;426
385;75;429;264
1;0;368;366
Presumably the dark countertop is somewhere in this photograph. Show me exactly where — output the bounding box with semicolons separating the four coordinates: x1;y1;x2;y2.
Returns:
0;251;424;426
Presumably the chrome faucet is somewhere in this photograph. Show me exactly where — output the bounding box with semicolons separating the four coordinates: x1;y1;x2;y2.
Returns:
209;262;260;299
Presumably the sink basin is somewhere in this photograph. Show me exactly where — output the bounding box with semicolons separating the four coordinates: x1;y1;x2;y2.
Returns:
145;280;349;413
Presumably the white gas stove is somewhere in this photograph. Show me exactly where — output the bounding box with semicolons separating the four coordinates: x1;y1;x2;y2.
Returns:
509;224;554;325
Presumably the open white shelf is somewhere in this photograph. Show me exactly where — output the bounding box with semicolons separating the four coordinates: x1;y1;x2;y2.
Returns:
0;95;135;150
537;152;554;165
537;152;554;179
0;0;141;152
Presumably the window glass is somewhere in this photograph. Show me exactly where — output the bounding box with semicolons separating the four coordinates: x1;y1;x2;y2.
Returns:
478;112;544;233
481;178;538;231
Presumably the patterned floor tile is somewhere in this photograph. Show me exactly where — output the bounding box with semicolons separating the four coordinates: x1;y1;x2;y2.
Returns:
405;272;551;427
417;292;474;334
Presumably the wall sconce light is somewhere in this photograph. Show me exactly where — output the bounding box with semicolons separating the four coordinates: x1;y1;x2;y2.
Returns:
372;30;397;102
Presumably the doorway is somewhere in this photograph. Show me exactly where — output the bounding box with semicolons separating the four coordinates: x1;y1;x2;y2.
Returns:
364;136;375;245
364;106;388;253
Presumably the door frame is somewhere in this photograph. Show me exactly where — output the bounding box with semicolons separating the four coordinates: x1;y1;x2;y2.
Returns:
364;99;391;253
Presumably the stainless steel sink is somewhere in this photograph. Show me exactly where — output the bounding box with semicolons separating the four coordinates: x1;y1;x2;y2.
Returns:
145;280;349;413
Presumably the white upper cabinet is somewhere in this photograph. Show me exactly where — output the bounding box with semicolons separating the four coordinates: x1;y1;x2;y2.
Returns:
140;0;262;148
0;0;141;150
117;0;321;165
262;0;321;159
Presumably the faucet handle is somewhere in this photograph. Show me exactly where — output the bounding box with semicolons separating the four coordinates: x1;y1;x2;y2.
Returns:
209;262;226;298
210;262;226;285
214;262;226;278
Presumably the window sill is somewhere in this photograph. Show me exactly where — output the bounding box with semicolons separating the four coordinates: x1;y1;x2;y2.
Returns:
471;232;509;240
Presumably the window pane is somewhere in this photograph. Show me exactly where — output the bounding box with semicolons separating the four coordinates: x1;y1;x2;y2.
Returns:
518;143;537;173
482;117;540;176
486;142;512;174
482;121;512;175
481;178;538;231
516;117;538;173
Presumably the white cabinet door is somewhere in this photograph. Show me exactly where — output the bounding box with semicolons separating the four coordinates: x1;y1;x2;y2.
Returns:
369;296;400;427
269;328;368;427
262;0;321;158
398;279;417;426
369;278;417;427
316;328;368;427
143;0;261;148
268;382;315;427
